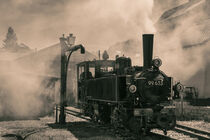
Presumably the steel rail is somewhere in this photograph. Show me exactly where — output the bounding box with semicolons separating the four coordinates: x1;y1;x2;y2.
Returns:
176;124;210;136
174;127;210;140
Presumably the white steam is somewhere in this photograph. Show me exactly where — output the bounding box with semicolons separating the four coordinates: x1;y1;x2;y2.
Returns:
1;0;209;117
155;1;208;81
0;58;57;119
65;0;156;51
0;0;156;119
0;0;155;51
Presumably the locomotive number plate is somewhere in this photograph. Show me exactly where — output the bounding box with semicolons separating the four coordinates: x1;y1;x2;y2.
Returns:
147;80;163;86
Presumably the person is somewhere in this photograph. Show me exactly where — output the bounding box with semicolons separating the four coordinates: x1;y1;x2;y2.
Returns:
80;71;93;80
173;82;181;99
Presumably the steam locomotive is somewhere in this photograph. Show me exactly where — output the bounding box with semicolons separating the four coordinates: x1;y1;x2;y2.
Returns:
77;34;183;135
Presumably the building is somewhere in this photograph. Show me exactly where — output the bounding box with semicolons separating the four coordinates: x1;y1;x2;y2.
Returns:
15;43;96;104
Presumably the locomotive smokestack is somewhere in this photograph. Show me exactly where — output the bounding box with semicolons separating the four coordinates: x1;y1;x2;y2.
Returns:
143;34;154;69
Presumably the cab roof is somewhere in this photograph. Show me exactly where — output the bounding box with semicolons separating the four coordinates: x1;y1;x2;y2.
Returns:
77;60;115;67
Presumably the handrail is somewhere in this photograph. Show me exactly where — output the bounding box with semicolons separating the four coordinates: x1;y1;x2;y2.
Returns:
54;105;90;123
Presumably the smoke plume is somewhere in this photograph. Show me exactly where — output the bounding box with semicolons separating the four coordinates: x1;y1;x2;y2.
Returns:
1;0;209;117
0;0;157;119
154;0;210;82
107;0;210;98
0;0;155;51
0;54;59;120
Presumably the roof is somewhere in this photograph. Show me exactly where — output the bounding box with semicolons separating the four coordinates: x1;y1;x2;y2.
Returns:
15;43;96;77
159;0;204;21
77;60;115;67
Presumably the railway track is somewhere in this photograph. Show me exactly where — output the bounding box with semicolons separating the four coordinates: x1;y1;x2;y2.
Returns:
176;124;210;136
174;124;210;140
151;124;210;140
62;106;210;140
62;107;177;139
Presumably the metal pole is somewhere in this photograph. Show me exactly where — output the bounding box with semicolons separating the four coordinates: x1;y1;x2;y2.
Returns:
58;33;85;124
59;37;67;124
181;92;184;119
55;104;58;123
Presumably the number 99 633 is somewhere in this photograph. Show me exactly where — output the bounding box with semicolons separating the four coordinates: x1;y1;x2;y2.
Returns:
147;80;163;86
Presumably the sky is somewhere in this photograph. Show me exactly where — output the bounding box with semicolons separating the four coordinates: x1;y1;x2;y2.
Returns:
0;0;155;51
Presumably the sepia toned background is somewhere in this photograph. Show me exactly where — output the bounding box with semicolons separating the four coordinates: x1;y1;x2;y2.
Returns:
0;0;210;119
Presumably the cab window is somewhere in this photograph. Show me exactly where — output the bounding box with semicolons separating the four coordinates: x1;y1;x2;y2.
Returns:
79;66;85;80
89;67;95;78
100;66;114;72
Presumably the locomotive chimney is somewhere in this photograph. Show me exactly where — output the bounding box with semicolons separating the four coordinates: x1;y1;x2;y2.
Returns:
143;34;154;69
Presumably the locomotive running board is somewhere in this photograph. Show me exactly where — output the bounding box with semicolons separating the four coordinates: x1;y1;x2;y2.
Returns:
87;98;127;103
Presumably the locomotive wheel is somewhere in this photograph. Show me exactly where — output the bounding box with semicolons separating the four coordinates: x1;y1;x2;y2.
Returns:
144;128;151;135
83;104;92;116
88;104;99;123
110;107;122;129
157;114;176;130
99;105;111;124
128;117;141;134
90;113;99;123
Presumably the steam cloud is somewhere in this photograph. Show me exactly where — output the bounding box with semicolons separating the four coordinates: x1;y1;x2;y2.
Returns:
0;0;155;51
0;0;209;119
0;0;156;119
0;60;57;120
107;0;210;97
155;0;210;83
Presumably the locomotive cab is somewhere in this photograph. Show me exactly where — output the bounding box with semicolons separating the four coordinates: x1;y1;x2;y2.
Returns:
77;60;115;80
77;60;116;102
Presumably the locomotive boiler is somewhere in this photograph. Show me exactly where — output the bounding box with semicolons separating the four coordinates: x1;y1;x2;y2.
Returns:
77;34;183;135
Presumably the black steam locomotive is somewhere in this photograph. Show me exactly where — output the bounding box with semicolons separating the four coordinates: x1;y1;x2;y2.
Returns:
77;34;183;135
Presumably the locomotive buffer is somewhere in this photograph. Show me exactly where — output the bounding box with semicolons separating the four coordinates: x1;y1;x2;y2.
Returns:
59;34;85;124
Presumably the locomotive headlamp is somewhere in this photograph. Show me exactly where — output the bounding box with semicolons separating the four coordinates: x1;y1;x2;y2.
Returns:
152;58;162;68
176;83;184;92
129;85;137;93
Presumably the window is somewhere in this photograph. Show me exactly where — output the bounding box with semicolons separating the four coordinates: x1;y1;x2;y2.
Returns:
100;66;114;72
89;67;95;78
79;66;85;80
